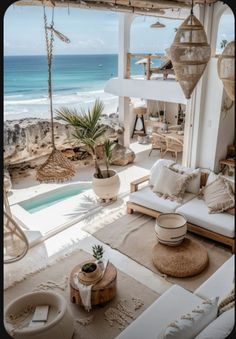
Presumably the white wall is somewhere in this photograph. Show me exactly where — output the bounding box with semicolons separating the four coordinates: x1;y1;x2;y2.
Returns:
105;78;187;104
195;58;224;170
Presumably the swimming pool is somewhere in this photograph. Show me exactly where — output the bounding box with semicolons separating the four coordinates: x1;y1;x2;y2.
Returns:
20;185;87;214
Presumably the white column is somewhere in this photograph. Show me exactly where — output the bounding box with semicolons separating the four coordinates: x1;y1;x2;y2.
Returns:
118;13;135;147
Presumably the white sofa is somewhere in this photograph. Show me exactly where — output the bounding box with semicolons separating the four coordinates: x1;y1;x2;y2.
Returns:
127;159;235;252
116;255;235;339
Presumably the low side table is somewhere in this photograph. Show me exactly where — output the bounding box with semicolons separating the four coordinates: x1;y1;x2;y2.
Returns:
70;262;117;306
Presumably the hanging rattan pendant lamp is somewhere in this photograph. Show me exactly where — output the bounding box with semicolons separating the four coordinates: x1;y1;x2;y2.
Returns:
170;0;211;99
36;5;76;183
217;41;235;101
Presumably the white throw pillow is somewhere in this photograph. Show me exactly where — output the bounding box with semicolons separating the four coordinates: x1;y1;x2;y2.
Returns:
195;308;234;339
153;166;197;202
170;164;201;194
149;159;175;186
158;297;219;339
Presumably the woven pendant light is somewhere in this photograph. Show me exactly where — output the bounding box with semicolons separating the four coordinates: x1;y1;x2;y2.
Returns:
36;5;75;183
170;2;211;99
217;41;235;101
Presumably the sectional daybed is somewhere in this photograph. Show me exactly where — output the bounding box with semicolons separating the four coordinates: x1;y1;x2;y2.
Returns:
116;255;235;339
127;159;235;252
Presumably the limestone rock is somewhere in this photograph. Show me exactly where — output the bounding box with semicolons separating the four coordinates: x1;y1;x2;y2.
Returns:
111;144;135;166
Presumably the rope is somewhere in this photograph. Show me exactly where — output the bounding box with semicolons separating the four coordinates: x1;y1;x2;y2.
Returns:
43;5;55;149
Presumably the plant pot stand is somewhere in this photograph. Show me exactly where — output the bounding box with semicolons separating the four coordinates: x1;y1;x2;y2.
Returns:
70;262;117;306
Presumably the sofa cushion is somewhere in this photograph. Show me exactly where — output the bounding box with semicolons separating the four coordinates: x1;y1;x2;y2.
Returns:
149;159;175;187
195;308;234;339
115;285;203;339
152;166;194;202
194;255;234;300
203;177;234;214
170;164;201;194
129;186;195;213
176;197;234;238
158;297;219;339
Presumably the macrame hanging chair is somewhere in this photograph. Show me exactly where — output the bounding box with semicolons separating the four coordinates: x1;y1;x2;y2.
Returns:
4;189;29;264
36;5;76;183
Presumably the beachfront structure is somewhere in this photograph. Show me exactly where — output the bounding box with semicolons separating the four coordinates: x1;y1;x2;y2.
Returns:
103;1;235;174
4;2;235;339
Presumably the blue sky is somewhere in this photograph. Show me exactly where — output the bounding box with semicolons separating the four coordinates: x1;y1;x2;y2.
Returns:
4;4;234;56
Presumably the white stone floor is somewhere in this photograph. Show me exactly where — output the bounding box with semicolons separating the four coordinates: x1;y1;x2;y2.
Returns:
4;142;180;295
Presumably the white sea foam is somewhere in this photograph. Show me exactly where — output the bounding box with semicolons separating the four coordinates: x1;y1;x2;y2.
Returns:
4;88;118;120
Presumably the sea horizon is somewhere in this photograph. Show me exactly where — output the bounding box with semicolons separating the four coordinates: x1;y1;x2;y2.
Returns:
4;54;162;121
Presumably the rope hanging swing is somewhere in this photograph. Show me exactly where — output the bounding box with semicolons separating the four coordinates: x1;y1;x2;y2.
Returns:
4;189;29;264
36;4;76;183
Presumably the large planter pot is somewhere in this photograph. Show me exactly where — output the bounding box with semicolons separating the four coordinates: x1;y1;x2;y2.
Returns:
92;169;120;200
155;213;187;246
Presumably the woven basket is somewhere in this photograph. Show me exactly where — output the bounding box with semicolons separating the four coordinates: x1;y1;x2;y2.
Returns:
170;14;211;99
217;41;235;101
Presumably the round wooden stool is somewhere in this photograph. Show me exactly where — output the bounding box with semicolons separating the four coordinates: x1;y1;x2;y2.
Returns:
132;106;147;138
70;262;117;306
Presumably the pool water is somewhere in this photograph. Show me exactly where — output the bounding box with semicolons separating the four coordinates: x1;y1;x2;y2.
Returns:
20;186;87;214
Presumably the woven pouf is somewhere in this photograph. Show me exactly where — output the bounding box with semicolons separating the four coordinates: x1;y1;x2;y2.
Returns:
152;238;209;278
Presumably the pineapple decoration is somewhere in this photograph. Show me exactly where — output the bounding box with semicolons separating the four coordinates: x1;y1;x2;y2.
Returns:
170;0;211;99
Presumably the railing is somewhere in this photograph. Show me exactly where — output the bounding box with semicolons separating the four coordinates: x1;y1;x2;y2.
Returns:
126;53;174;80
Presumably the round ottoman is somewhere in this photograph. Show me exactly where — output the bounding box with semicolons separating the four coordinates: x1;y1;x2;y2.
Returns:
4;291;74;339
152;238;209;277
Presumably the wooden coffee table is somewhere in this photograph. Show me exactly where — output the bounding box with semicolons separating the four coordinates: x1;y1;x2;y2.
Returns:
70;261;117;306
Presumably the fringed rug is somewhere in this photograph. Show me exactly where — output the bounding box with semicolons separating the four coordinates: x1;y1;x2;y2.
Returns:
4;249;159;339
86;213;232;292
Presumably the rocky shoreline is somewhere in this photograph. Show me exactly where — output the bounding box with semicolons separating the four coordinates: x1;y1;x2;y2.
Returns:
4;114;135;182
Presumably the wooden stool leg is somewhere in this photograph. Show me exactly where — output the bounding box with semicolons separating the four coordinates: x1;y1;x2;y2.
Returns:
132;115;138;138
141;115;146;135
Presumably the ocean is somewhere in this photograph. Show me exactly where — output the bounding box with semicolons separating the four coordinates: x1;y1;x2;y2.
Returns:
4;54;162;120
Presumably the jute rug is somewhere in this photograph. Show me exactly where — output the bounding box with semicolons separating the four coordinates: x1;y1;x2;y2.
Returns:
4;249;159;339
84;213;232;292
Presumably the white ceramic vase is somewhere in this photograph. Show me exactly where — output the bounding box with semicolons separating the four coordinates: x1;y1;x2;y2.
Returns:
92;169;120;200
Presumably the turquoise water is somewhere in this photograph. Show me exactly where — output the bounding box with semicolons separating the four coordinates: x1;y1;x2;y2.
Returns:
4;54;162;120
20;186;87;214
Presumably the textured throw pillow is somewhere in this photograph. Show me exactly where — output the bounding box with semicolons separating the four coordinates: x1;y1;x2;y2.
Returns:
218;287;235;316
158;297;219;339
152;166;195;202
149;159;175;187
195;308;234;339
169;164;201;194
203;177;235;214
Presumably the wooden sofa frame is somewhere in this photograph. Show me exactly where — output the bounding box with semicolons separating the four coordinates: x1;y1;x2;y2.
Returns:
127;173;235;253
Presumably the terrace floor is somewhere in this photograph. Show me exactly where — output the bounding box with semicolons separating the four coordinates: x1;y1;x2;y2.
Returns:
4;141;181;294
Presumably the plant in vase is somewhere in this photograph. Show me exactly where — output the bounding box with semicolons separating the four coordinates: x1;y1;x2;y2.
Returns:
81;262;100;281
92;244;104;270
56;99;120;201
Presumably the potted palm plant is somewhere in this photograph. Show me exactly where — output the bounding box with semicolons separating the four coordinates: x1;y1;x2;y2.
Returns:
56;99;120;201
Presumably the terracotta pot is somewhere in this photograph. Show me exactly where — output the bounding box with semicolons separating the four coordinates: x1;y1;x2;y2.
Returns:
92;169;120;200
81;262;99;279
155;213;187;246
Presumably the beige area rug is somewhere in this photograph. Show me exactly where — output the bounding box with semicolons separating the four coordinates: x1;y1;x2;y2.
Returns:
4;249;159;339
84;213;232;292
